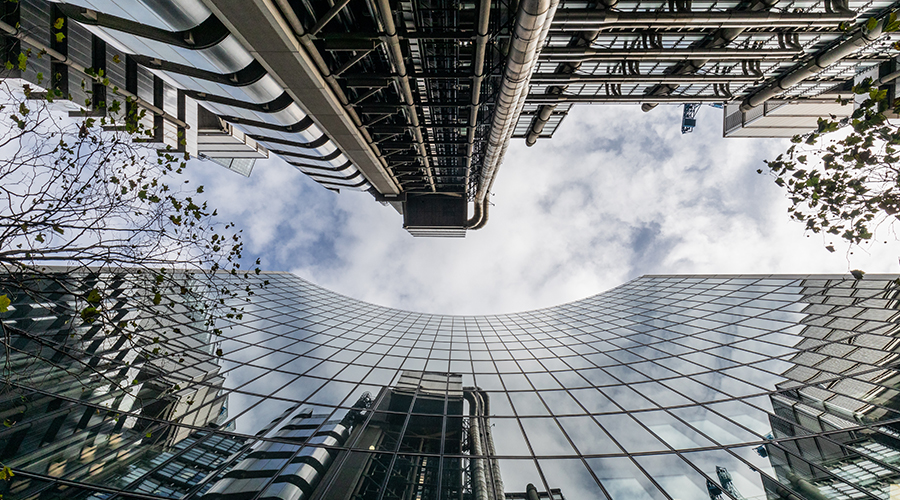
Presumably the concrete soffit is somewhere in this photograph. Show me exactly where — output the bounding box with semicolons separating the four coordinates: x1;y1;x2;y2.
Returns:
200;0;400;195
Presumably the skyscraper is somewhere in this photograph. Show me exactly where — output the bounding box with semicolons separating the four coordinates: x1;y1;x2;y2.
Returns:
4;271;900;499
2;0;898;233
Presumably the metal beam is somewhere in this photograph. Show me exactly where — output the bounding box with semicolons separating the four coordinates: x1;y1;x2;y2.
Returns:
203;0;400;194
308;0;352;36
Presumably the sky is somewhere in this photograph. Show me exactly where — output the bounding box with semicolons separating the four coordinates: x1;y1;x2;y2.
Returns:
191;103;900;316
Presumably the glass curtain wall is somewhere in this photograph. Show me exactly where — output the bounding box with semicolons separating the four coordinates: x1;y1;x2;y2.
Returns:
3;272;900;500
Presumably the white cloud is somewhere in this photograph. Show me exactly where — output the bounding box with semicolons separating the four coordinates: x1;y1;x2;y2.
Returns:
190;104;900;315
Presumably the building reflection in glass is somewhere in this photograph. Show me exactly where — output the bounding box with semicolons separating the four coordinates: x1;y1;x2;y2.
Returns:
6;273;900;499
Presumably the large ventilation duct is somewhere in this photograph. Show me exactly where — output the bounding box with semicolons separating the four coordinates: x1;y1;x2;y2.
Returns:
463;0;492;196
468;0;559;229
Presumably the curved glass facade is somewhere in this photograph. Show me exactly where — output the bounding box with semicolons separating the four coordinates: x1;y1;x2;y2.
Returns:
3;273;900;499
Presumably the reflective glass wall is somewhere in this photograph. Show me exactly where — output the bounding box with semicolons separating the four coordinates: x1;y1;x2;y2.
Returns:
3;273;900;500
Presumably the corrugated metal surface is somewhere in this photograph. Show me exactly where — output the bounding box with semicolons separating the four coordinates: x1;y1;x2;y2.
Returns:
19;1;51;90
67;22;92;107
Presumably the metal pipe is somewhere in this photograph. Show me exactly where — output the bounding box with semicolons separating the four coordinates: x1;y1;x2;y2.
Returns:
374;0;436;192
464;389;489;500
525;0;617;146
636;0;781;112
539;47;801;61
874;69;900;86
464;0;491;204
527;93;730;103
741;18;884;111
0;19;189;129
271;0;397;191
308;0;352;36
468;0;558;229
551;9;854;29
530;73;762;83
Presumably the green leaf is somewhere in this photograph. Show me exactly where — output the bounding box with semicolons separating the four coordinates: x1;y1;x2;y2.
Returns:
152;292;162;306
53;17;64;29
851;269;866;280
80;306;100;323
0;295;10;313
17;52;26;71
0;466;14;481
54;32;65;43
85;289;101;304
866;16;878;32
215;348;224;357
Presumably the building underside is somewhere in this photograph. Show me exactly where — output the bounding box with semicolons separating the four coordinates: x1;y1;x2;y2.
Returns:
1;0;899;235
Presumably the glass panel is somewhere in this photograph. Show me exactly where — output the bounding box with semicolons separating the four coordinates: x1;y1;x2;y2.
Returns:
586;457;668;500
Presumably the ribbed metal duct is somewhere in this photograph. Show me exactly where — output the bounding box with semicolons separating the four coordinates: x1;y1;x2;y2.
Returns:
464;0;492;196
468;0;559;229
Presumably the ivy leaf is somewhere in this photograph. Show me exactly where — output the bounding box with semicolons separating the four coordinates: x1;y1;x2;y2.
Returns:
80;306;100;323
53;17;64;29
85;289;102;304
152;292;162;306
850;269;866;280
0;466;14;481
0;295;10;313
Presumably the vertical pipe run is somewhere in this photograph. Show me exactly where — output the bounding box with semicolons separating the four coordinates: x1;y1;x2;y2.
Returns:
468;0;559;229
464;0;491;198
271;0;397;192
374;0;436;191
525;0;617;147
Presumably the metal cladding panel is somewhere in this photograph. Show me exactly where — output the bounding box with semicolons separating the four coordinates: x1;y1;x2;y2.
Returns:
765;100;852;117
725;126;823;137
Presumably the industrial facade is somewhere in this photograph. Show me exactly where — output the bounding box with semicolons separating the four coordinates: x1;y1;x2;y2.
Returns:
1;0;898;234
4;272;900;499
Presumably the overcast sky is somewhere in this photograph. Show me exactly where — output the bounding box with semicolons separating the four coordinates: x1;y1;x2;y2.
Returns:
191;104;900;315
